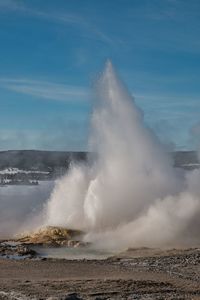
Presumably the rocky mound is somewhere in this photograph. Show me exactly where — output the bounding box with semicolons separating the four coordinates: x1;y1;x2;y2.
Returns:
16;226;85;247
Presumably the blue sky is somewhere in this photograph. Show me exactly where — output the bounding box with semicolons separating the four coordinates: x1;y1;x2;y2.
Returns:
0;0;200;151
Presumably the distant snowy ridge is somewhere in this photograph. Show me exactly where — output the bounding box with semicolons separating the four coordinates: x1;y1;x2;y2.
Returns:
0;168;49;175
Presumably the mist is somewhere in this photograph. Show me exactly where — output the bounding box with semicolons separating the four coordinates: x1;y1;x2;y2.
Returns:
43;61;200;250
0;182;53;238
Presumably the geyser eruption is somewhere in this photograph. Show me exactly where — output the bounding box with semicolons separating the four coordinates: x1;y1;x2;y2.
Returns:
45;61;200;249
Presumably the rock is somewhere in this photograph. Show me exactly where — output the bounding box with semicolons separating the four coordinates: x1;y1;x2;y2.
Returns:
16;245;37;256
0;241;37;258
63;293;83;300
16;226;84;247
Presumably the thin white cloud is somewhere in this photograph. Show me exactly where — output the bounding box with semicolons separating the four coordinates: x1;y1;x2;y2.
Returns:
0;78;89;102
0;0;114;45
0;0;22;10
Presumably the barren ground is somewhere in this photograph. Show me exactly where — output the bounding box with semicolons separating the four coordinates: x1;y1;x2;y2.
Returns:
0;247;200;299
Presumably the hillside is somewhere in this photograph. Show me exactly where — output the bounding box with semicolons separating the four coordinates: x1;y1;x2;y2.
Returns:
0;150;87;171
0;150;198;170
0;150;199;186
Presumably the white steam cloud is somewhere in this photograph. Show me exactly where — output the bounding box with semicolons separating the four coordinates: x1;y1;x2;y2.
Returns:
0;182;53;238
44;61;200;250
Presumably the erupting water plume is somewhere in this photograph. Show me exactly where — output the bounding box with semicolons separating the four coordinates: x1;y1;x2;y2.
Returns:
45;61;200;250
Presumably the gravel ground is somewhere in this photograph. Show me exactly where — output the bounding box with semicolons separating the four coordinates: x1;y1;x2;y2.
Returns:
0;247;200;299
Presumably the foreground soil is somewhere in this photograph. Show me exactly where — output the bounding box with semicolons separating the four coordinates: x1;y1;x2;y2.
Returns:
0;247;200;299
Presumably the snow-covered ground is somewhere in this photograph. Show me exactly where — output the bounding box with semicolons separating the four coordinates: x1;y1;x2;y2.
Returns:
0;168;49;175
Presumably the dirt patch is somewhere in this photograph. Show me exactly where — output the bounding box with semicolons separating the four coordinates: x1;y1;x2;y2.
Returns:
0;247;199;299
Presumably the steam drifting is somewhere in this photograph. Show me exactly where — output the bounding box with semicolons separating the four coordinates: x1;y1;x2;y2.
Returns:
0;182;53;238
45;62;200;249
